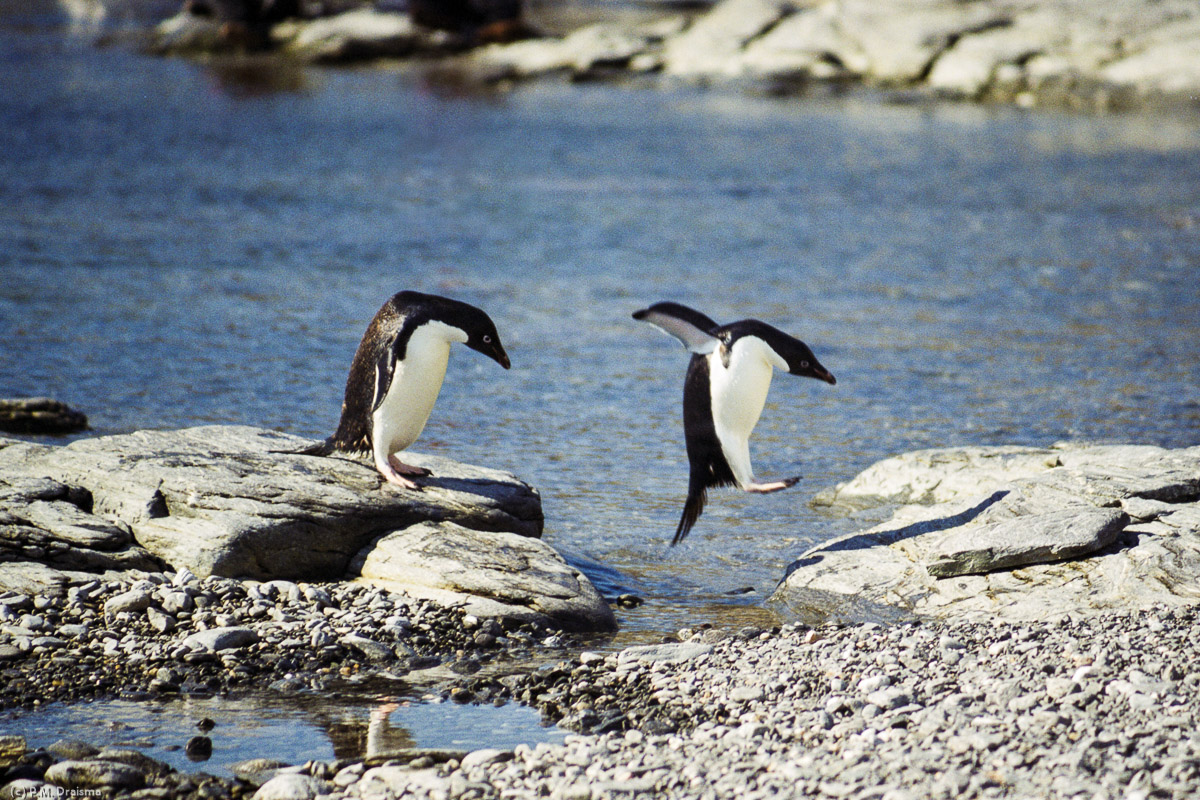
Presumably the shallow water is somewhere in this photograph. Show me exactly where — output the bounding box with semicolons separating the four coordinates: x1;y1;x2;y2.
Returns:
4;22;1200;644
3;12;1200;639
1;694;566;775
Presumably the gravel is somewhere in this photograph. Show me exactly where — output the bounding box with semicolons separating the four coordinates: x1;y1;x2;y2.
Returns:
3;570;1200;799
0;570;580;711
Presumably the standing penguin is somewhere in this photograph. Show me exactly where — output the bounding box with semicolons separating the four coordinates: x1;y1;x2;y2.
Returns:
305;291;510;490
633;301;836;545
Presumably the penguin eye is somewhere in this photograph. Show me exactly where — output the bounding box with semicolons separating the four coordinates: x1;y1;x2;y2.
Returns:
801;361;810;368
482;335;492;344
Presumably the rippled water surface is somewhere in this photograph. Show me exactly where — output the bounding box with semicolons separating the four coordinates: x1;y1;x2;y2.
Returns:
2;23;1200;647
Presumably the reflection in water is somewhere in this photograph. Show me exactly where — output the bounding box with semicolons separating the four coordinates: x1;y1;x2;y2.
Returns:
2;25;1199;642
205;56;312;97
4;693;565;776
365;700;416;759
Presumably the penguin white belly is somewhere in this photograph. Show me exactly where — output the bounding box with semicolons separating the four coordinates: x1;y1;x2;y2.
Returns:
372;332;455;461
709;338;780;488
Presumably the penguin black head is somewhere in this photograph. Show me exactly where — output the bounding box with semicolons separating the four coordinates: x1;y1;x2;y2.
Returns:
393;291;511;370
723;320;836;385
463;314;511;369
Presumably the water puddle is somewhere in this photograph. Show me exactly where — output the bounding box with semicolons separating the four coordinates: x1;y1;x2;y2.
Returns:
2;694;566;777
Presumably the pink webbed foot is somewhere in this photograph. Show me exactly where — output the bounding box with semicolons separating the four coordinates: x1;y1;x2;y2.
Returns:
388;454;431;477
743;476;801;494
375;454;425;491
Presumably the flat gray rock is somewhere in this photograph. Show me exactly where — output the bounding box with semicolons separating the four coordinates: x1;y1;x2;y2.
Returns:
616;642;712;665
0;425;542;581
352;521;616;632
183;626;260;652
924;507;1129;578
772;443;1200;623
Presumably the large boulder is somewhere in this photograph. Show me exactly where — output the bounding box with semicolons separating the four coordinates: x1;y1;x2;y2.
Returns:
352;521;616;631
770;443;1200;624
0;425;542;581
0;426;613;630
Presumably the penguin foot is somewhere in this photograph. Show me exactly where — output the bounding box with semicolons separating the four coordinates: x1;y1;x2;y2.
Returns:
375;455;424;491
744;476;801;494
380;469;422;491
388;455;432;477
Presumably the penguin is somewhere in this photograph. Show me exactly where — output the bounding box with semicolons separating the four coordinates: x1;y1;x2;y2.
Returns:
304;291;510;490
632;301;836;545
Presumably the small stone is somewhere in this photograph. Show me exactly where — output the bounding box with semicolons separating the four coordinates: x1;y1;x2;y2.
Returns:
460;748;510;770
232;758;289;787
104;589;152;616
185;736;212;761
0;734;26;765
47;740;100;760
252;773;328;800
146;607;175;634
866;688;912;710
183;627;259;652
341;634;394;662
44;760;145;790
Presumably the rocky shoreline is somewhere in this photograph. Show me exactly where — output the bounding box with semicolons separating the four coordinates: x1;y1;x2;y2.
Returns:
3;414;1198;798
132;0;1200;116
5;601;1200;799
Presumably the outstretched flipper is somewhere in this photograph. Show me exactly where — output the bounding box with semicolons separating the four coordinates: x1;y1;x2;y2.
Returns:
632;302;721;354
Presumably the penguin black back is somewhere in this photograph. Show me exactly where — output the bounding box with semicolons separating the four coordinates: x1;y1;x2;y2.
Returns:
306;291;508;457
634;301;835;545
677;352;737;545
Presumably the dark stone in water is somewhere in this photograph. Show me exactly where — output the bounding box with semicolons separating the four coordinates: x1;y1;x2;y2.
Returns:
197;718;216;733
0;398;87;435
47;739;99;760
185;736;212;761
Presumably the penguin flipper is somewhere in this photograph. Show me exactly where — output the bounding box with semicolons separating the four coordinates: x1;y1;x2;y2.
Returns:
371;348;397;413
633;302;721;355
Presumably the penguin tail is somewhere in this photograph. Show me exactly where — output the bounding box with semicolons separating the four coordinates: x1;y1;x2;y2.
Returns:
278;438;336;457
672;482;708;547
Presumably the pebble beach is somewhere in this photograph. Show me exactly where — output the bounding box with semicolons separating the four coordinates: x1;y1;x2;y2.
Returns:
4;573;1200;799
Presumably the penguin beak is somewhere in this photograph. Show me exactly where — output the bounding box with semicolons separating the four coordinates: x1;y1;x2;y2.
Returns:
491;344;511;370
795;364;836;385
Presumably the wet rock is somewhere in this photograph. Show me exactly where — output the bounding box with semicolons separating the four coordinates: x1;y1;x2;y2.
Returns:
470;22;652;79
340;634;394;663
662;0;790;78
0;398;87;435
0;425;543;582
232;758;289;787
772;443;1200;623
43;759;146;790
352;520;616;632
185;736;213;761
46;740;99;760
0;779;44;800
252;772;330;799
280;9;427;63
0;734;25;766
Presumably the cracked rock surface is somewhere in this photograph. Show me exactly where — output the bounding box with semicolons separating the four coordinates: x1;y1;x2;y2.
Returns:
0;426;611;631
772;443;1200;624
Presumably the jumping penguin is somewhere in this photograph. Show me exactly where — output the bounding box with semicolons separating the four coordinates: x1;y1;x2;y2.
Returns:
632;301;836;544
304;291;510;490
